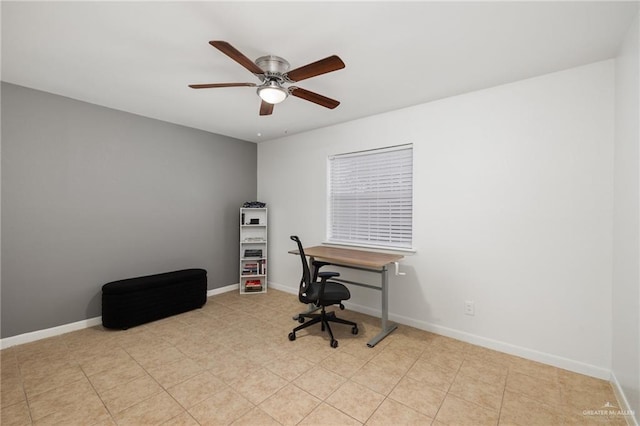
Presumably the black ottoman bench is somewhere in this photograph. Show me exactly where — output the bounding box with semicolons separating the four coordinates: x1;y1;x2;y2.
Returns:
102;268;207;329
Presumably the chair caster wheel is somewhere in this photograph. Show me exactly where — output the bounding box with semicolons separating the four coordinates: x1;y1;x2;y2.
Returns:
288;332;296;341
339;304;345;310
330;340;338;348
298;317;305;324
352;326;359;335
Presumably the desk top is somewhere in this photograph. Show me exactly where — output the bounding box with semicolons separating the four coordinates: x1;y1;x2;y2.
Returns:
289;245;404;269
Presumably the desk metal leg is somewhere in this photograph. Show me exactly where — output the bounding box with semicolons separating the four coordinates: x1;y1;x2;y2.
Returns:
367;265;397;347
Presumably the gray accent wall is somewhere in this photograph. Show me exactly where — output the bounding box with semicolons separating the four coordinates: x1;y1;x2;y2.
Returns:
1;83;257;338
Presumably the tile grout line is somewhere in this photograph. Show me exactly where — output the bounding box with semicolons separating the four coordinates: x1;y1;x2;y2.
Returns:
81;361;118;425
432;345;467;424
495;364;511;426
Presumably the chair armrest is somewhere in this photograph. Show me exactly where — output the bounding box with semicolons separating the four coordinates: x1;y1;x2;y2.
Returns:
318;271;340;279
317;272;339;306
312;261;332;282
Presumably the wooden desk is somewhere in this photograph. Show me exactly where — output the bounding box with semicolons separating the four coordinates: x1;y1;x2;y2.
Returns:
289;245;404;347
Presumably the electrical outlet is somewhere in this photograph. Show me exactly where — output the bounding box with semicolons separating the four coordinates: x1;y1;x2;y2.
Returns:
464;301;475;316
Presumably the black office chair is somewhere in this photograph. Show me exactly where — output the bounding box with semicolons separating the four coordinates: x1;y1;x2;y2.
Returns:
288;236;358;348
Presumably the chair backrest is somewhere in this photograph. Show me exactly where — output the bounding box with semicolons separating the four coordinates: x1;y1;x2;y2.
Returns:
290;235;313;303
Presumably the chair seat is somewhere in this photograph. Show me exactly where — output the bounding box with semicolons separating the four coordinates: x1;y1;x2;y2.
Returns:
307;281;350;306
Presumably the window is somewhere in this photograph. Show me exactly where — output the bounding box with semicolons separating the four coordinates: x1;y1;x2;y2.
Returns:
328;144;413;250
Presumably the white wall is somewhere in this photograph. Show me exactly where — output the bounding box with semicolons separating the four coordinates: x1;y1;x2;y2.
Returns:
612;11;640;420
258;60;615;378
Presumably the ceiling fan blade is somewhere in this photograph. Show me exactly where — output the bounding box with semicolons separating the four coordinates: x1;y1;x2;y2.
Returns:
209;41;264;75
259;100;274;116
189;83;256;89
286;55;345;82
290;87;340;109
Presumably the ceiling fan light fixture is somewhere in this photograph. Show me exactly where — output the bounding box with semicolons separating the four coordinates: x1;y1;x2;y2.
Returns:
258;82;288;104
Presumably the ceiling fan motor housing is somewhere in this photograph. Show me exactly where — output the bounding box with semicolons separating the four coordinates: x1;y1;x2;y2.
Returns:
255;55;290;80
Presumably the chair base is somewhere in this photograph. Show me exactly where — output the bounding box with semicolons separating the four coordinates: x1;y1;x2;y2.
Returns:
288;306;358;348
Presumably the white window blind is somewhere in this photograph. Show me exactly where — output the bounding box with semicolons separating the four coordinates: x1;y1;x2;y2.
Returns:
328;144;413;249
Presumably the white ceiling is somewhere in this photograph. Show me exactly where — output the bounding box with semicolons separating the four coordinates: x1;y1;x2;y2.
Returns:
2;1;638;143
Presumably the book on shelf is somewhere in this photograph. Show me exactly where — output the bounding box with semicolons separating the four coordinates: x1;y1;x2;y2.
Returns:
244;286;263;292
244;279;263;292
244;249;263;258
242;259;267;275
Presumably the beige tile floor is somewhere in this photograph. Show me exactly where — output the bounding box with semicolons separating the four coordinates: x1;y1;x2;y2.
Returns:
0;289;630;425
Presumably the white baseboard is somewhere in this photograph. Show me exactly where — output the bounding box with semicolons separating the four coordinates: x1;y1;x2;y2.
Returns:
268;281;297;294
0;317;103;350
611;372;639;426
339;298;612;380
0;285;240;350
207;283;239;297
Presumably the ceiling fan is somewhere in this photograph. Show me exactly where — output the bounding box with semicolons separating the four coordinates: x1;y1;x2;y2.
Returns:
189;41;345;116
